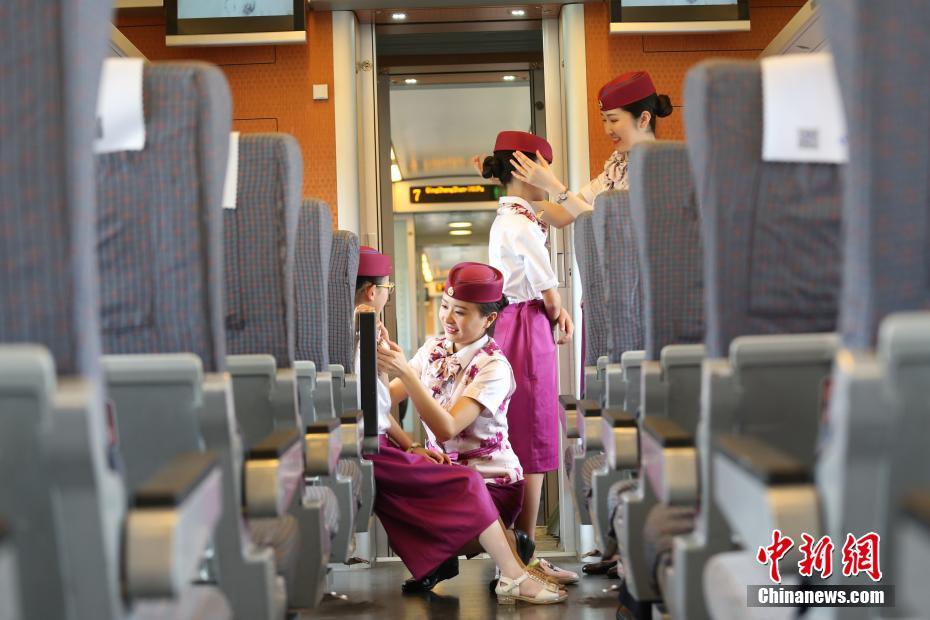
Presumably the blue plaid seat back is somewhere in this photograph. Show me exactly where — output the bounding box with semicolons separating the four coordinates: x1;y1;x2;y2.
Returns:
328;231;360;370
1;0;112;377
574;212;610;365
822;0;930;348
593;190;644;362
96;63;232;372
629;141;704;360
684;60;843;358
224;133;302;368
294;198;333;367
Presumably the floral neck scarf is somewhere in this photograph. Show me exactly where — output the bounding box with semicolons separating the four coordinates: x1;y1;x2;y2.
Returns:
597;150;630;191
424;336;501;409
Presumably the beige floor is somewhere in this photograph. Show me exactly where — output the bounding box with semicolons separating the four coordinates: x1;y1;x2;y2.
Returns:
306;556;620;620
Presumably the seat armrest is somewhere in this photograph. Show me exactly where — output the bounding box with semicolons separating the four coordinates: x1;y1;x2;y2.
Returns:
125;451;223;599
305;418;341;477
621;350;645;412
643;416;694;448
641;416;697;505
715;435;811;485
640;360;666;417
730;333;839;369
294;360;318;426
604;363;626;408
621;350;645;368
103;353;203;387
712;435;819;566
226;354;276;377
560;394;579;439
134;452;220;508
583;365;603;404
577;399;603;452
343;373;360;411
602;408;637;470
660;344;705;368
327;365;346;417
339;409;364;458
243;429;303;518
271;367;298;430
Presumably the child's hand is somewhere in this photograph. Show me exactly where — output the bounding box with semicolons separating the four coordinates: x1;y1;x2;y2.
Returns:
376;339;410;380
554;308;573;345
410;446;452;465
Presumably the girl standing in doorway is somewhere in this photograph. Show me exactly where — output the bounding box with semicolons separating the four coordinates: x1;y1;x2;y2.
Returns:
483;131;577;585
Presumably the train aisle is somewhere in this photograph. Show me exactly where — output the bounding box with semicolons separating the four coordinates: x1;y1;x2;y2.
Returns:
312;558;617;619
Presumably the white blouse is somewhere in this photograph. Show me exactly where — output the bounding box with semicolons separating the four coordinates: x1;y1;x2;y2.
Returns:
408;335;524;483
488;196;559;303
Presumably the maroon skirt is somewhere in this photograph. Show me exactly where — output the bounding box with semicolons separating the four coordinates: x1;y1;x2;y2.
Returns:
494;299;560;473
486;479;526;529
368;436;500;580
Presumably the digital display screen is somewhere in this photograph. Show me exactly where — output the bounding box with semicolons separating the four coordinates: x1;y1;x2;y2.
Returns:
621;0;737;6
409;185;501;204
166;0;305;39
178;0;295;19
612;0;748;23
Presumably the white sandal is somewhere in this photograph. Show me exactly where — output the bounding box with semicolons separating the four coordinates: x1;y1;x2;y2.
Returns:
495;572;567;605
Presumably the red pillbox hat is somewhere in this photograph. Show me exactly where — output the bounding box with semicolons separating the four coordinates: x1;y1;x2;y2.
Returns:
444;262;504;303
358;246;392;277
493;130;553;163
598;71;656;111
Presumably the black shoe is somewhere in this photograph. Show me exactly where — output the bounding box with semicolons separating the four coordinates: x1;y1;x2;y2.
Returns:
401;557;459;593
513;529;536;565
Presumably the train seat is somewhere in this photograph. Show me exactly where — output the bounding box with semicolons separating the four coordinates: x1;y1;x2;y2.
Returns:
567;211;610;527
573;209;610;405
222;132;342;609
605;140;705;608
95;62;295;619
772;4;930;617
1;6;230;614
662;55;844;618
291;199;374;536
593;189;645;411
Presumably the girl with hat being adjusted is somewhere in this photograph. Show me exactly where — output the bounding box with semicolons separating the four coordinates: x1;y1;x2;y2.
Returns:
508;70;673;226
481;131;579;586
354;251;567;606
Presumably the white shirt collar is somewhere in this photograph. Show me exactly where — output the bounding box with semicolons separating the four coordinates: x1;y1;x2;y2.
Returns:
498;195;536;215
450;334;489;368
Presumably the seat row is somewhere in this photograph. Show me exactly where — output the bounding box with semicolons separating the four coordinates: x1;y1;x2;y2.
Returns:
561;1;930;618
0;1;377;618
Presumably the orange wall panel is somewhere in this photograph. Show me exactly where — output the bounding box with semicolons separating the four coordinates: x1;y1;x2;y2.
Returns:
116;11;339;225
232;118;279;133
583;1;803;180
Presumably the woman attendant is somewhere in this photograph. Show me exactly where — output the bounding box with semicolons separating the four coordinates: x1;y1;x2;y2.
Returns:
480;131;578;585
353;248;566;606
509;70;673;226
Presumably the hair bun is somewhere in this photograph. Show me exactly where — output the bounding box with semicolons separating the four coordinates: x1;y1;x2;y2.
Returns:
655;94;673;118
481;155;501;180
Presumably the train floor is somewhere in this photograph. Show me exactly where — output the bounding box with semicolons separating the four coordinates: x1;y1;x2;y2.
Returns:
309;555;620;620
